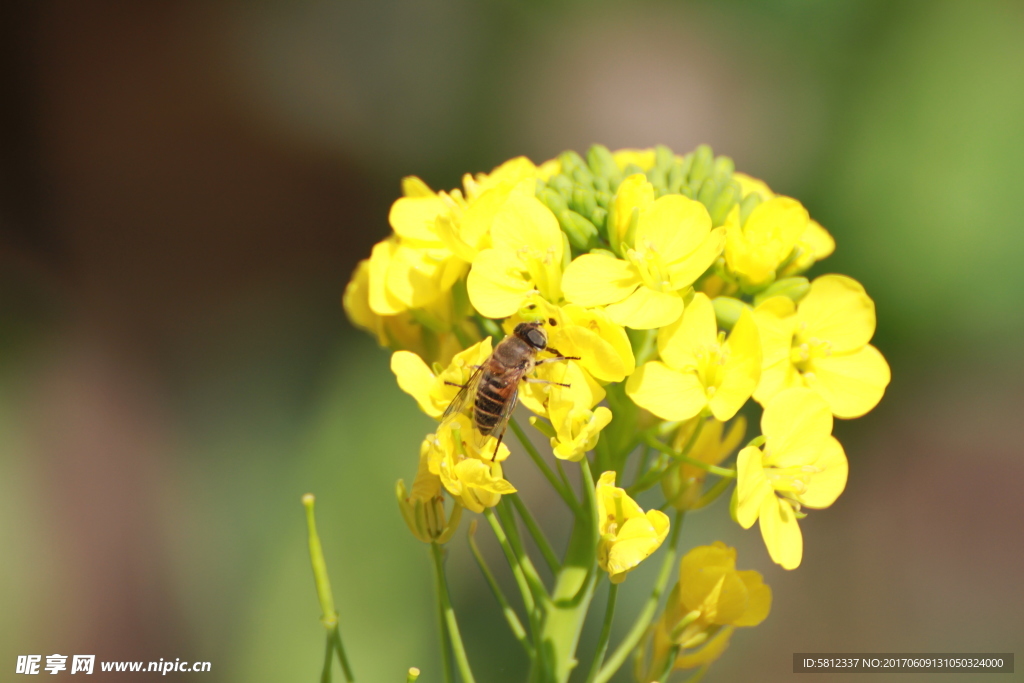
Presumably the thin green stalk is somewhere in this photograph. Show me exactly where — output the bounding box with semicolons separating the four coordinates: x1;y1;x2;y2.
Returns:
431;546;455;683
594;511;685;683
692;476;734;510
643;433;737;478
631;442;652;488
496;500;549;602
555;458;575;502
510;417;579;510
321;634;334;683
509;493;560;574
330;629;355;683
683;664;710;682
584;583;618;683
467;522;532;655
484;508;536;616
627;453;670;495
303;494;355;683
431;543;477;683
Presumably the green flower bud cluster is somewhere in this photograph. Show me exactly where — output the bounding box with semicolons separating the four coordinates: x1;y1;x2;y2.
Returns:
536;144;743;258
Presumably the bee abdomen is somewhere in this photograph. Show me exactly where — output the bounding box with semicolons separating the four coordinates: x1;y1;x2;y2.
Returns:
473;378;506;433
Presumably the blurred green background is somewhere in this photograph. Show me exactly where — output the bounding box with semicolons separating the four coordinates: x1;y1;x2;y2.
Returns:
2;1;1022;681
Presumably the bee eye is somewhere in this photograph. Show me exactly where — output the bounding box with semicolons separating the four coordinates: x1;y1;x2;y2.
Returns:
526;329;547;348
548;318;557;326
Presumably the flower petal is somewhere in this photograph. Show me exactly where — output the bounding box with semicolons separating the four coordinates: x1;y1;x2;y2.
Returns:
735;446;771;529
798;275;875;353
368;240;406;315
798;435;848;509
710;309;761;421
667;227;726;290
758;495;803;570
467;249;534;318
389;195;448;242
761;388;832;467
658;292;716;370
560;304;636;381
605;285;684;329
391;351;441;418
635;194;712;264
806;344;891;418
626;361;706;422
491;194;563;257
561;253;639;308
733;570;772;627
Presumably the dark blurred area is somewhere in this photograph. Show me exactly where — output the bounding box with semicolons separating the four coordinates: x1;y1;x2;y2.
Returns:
1;1;1021;681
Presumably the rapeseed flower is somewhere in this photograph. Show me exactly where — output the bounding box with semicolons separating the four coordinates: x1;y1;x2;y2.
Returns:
662;416;746;510
467;194;566;318
595;471;670;583
734;388;848;569
626;293;760;421
722;197;808;288
426;414;515;513
390;339;494;420
640;542;771;678
396;441;462;543
562;179;725;329
546;398;613;461
752;274;891;418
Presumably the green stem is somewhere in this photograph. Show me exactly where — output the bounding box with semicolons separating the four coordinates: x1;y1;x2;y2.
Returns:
431;543;477;683
510;417;579;510
431;545;455;683
584;583;618;683
692;476;734;510
484;508;536;616
467;522;532;655
594;510;685;683
495;501;549;602
643;433;737;478
303;495;355;683
509;493;561;574
321;634;334;683
331;628;355;683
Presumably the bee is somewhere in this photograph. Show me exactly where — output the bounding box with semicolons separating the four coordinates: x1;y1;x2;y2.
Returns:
442;320;579;459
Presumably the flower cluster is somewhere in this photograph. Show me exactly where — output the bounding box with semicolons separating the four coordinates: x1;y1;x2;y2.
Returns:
343;144;889;680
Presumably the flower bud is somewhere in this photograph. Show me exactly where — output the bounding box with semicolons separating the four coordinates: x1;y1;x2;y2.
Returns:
753;276;810;306
586;143;620;182
711;296;749;330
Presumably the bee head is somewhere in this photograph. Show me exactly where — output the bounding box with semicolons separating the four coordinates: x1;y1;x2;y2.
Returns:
513;322;548;350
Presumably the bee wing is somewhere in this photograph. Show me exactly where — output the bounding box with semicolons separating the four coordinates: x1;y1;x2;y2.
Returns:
440;365;485;426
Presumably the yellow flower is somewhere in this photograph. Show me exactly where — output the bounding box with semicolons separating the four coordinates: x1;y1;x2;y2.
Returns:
396;440;463;543
752;274;891;418
730;173;835;278
723;196;808;287
641;542;770;677
782;219;835;276
562;178;725;329
546;398;613;461
426;414;515;513
626;293;761;422
734;388;848;569
612;147;657;171
390;339;494;420
343;259;465;366
595;471;670;584
662;416;746;510
467;194;566;318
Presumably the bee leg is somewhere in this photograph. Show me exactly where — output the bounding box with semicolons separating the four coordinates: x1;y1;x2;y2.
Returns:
444;381;466;388
524;378;571;388
491;428;506;462
536;355;581;364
